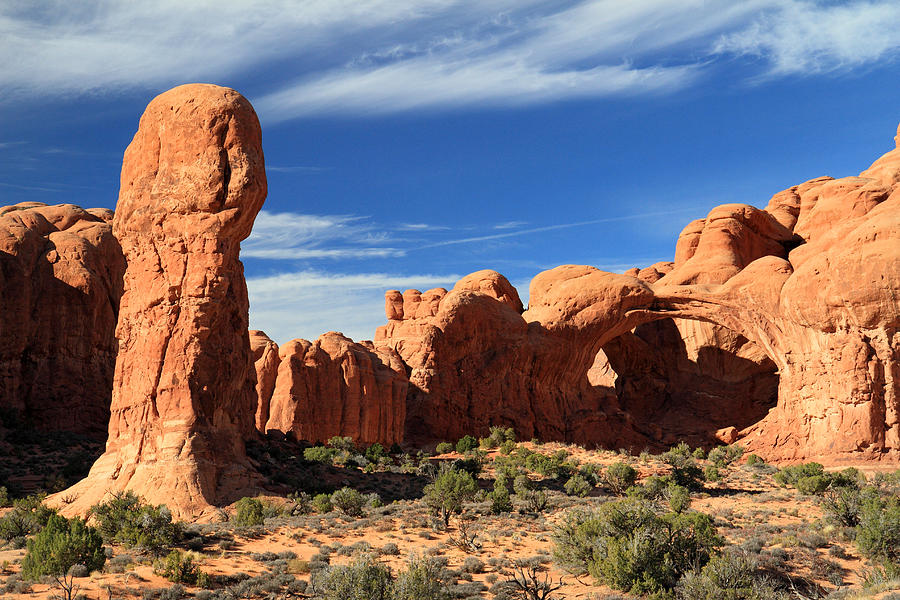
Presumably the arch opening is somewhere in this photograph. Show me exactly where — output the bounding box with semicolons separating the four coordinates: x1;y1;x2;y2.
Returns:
598;317;779;449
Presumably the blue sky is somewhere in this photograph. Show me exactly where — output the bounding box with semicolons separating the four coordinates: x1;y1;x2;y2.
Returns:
2;1;899;344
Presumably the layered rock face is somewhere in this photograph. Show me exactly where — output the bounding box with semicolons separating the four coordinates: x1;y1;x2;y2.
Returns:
260;332;407;445
0;203;124;439
374;270;648;447
55;84;267;517
249;330;279;433
375;124;900;462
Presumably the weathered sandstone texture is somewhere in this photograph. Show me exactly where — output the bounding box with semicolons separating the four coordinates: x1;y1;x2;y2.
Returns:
250;330;279;433
261;332;407;446
54;84;267;517
0;202;123;439
375;124;900;463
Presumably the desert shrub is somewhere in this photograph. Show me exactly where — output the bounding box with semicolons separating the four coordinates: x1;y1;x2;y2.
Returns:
855;492;900;565
693;447;707;460
704;465;721;482
513;475;548;513
676;552;787;600
553;499;721;595
364;443;387;463
313;493;334;513
605;462;637;495
435;442;454;455
662;443;705;490
667;484;692;514
707;445;744;468
490;479;513;514
627;474;671;501
821;485;873;528
331;487;366;517
327;436;356;452
524;451;570;479
21;513;105;579
423;466;477;527
304;445;337;464
795;474;832;495
451;454;484;477
578;463;603;485
488;426;515;446
311;555;393;600
233;497;266;527
455;435;478;454
153;550;209;586
499;440;517;455
394;554;449;600
745;454;761;466
0;494;56;540
90;491;180;555
564;474;592;497
0;486;8;507
773;463;823;487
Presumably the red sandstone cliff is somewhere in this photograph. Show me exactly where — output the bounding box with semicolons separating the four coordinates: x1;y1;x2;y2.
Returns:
0;202;123;439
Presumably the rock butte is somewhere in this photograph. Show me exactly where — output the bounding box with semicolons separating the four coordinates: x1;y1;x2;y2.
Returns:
1;90;895;520
50;83;267;519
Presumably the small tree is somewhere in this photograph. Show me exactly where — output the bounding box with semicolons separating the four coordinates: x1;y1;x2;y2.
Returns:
331;487;366;517
22;514;105;600
311;555;393;600
90;491;180;556
394;554;448;600
604;462;637;495
233;497;265;527
424;466;477;528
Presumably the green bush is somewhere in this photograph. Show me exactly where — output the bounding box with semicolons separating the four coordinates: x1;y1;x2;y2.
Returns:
524;450;570;479
435;442;454;455
564;474;592;497
855;492;900;565
89;491;181;556
0;494;56;541
704;465;721;482
745;454;761;466
313;493;334;513
365;443;387;463
795;475;831;495
455;435;478;454
304;445;337;464
233;497;265;527
328;436;356;452
553;499;721;595
331;487;366;517
667;484;692;514
423;466;477;527
0;486;8;507
662;443;705;490
707;445;744;468
311;555;393;600
153;550;209;586
489;479;513;514
21;514;105;579
773;463;824;487
676;552;787;600
605;462;637;495
499;440;517;455
394;555;449;600
513;475;547;513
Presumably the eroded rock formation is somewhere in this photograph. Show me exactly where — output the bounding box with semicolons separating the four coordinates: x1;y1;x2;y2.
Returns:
375;124;900;463
54;84;267;517
250;330;279;433
263;332;407;446
0;202;123;439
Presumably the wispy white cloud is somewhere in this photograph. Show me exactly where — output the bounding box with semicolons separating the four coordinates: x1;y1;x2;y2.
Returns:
493;221;527;230
396;222;451;231
247;270;461;343
714;1;900;76
242;210;402;261
3;1;897;116
421;208;705;248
